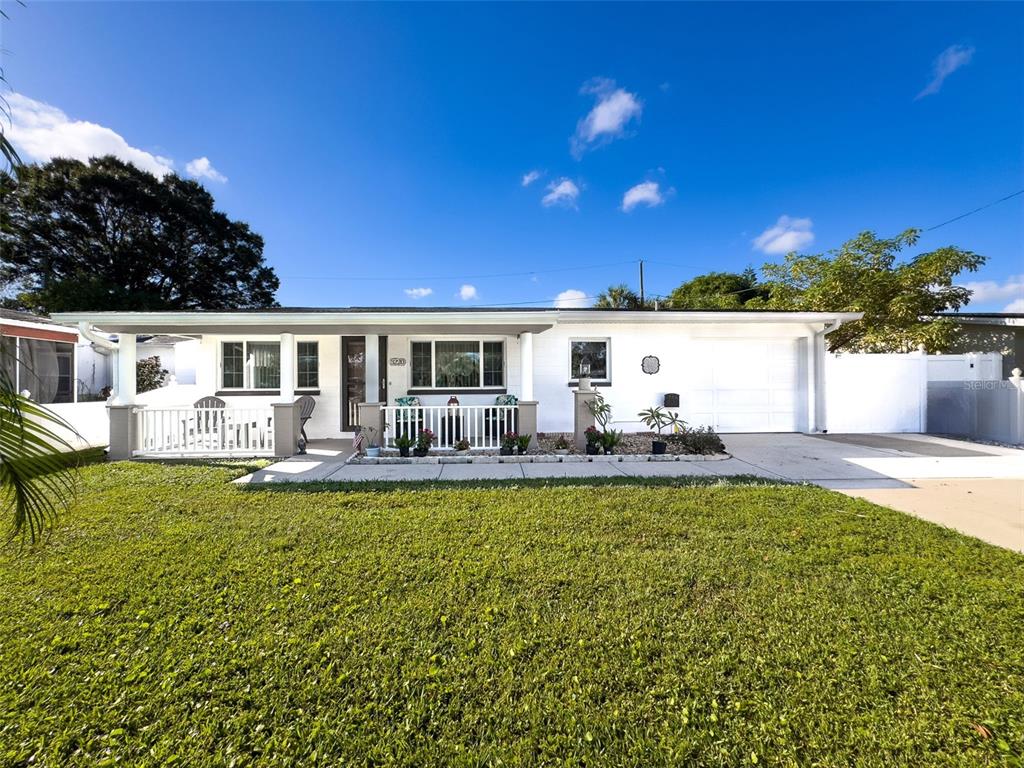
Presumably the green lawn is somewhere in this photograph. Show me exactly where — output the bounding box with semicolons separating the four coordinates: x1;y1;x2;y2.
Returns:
1;463;1022;767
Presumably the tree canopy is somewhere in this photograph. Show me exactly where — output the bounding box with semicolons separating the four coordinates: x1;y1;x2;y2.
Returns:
0;156;279;312
593;284;646;310
667;269;767;309
747;229;984;352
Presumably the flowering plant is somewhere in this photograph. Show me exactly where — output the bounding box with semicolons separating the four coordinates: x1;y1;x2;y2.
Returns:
584;425;602;444
501;431;518;450
416;428;436;452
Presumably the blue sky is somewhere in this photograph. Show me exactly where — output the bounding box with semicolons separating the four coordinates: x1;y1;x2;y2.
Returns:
4;2;1022;310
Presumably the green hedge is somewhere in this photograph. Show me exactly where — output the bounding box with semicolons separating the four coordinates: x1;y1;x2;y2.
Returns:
1;462;1022;766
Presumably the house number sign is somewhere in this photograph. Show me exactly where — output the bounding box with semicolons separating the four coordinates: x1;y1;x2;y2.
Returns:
641;355;660;375
389;357;407;366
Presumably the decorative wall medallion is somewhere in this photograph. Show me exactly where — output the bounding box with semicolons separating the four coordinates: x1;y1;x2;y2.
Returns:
389;357;407;366
641;355;660;375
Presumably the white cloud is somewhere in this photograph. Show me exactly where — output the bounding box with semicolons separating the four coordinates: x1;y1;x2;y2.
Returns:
521;170;542;187
1003;298;1024;313
916;44;975;100
404;287;433;299
752;215;815;255
571;78;642;157
542;178;580;209
960;274;1024;307
621;181;665;212
185;156;227;183
458;284;478;301
6;92;174;178
554;289;590;308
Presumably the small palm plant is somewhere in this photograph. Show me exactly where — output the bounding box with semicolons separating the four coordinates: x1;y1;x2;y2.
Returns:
638;406;687;455
0;366;79;544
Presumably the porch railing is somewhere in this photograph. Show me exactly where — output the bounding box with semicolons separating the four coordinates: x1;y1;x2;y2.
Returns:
382;405;518;449
135;406;275;456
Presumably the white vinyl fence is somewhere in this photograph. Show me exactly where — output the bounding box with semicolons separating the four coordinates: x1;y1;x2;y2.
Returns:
825;352;928;433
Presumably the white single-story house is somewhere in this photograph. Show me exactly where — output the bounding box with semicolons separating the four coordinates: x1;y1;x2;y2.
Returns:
52;307;863;459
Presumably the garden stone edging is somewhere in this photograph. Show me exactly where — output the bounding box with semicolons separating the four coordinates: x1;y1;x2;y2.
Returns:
347;452;732;466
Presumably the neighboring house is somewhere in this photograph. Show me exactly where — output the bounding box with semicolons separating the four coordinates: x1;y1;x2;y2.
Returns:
938;312;1024;378
53;307;862;458
138;335;200;385
0;308;113;403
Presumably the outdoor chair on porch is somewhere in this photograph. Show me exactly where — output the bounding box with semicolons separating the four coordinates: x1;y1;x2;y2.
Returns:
484;394;519;440
296;395;316;443
391;396;423;445
188;396;228;449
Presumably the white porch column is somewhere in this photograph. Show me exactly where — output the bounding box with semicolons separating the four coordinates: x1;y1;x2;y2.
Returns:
280;332;295;400
114;332;137;405
520;332;534;401
806;332;819;433
365;334;380;403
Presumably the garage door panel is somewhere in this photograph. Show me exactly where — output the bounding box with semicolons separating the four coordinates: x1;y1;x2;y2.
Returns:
684;339;802;433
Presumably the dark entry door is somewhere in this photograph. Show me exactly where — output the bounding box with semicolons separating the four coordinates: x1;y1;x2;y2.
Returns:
341;336;366;431
378;336;388;404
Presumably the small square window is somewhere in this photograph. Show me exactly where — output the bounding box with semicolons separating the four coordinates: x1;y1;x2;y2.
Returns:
570;340;609;380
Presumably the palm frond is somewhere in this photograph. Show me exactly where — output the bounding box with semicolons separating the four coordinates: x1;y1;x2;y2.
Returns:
0;369;81;545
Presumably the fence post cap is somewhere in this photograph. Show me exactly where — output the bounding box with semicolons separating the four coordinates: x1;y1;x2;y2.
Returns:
1011;367;1022;380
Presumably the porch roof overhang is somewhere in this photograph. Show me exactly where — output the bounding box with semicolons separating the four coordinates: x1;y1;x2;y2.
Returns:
52;307;864;336
50;309;559;336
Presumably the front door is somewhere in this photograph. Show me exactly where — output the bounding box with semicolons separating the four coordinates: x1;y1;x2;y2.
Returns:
341;336;366;431
378;336;388;404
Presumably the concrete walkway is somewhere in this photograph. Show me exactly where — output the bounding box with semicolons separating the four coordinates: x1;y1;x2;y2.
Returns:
236;433;1024;552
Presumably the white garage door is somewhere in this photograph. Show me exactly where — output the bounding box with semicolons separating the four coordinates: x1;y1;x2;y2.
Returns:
683;339;803;432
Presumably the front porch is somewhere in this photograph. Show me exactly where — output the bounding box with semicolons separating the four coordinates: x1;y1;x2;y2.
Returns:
85;313;552;459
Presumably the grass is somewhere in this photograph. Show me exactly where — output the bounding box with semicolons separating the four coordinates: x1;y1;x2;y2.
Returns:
1;462;1022;767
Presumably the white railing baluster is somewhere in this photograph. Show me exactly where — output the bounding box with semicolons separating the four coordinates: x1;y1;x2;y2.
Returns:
380;404;519;451
133;405;276;457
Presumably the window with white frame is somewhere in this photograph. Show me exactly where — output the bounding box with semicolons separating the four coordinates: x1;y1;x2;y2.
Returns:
297;341;319;388
220;340;320;390
569;339;610;381
409;340;505;389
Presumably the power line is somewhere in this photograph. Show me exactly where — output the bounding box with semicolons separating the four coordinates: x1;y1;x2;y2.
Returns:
924;188;1024;232
280;259;636;282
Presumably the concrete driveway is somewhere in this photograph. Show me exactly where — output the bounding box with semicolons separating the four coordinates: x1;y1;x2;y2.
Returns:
725;433;1024;553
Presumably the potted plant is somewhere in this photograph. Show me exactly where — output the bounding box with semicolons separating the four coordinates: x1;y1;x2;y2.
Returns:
584;425;602;455
454;437;470;455
638;406;685;455
394;432;413;458
414;428;435;457
361;425;381;458
601;428;622;455
500;431;517;456
553;435;570;455
516;433;532;455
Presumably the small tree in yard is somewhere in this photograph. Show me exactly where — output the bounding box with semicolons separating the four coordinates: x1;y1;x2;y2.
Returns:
748;228;984;353
137;356;168;393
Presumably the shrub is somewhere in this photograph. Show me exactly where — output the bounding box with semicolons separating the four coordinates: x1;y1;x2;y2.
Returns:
394;432;413;449
416;428;436;452
554;435;569;450
136;356;168;393
668;425;725;454
501;431;518;450
584;425;602;445
454;438;470;451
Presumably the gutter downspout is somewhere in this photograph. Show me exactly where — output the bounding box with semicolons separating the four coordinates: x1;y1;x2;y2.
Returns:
811;319;845;433
78;321;117;350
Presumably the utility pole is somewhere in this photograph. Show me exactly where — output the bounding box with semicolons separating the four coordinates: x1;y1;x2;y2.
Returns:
638;260;645;306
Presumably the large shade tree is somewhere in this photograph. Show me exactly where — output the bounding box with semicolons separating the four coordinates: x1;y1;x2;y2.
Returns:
667;269;767;309
0;156;279;312
748;229;984;352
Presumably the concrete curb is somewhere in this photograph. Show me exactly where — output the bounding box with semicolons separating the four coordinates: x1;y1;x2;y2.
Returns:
349;452;732;466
